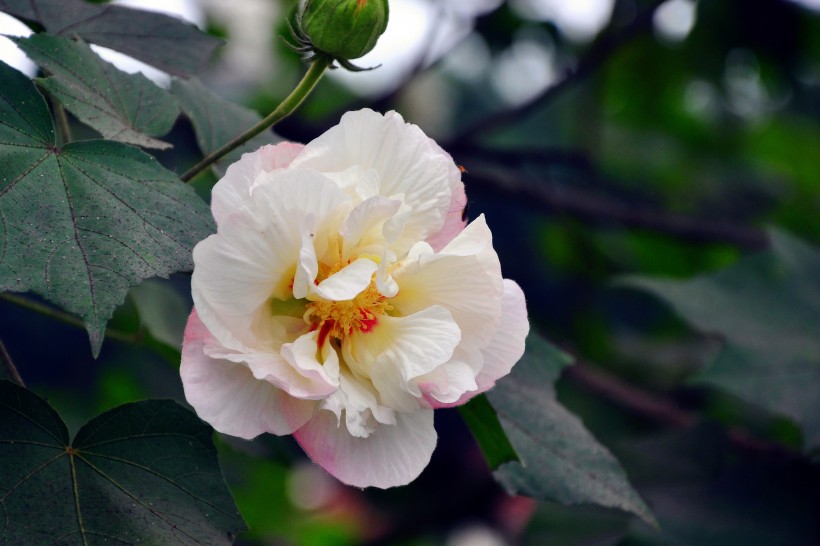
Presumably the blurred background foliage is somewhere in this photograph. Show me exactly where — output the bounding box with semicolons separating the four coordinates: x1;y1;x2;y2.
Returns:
1;0;819;544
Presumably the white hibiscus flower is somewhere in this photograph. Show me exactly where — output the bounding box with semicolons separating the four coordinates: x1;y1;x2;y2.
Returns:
181;109;529;488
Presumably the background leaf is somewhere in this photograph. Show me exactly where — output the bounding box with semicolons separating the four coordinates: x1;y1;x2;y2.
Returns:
172;78;278;176
0;380;245;545
622;230;820;448
0;0;221;76
0;59;213;356
16;34;180;149
487;334;656;526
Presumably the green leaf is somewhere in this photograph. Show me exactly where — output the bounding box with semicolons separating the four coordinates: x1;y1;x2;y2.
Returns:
171;78;278;176
487;334;657;526
622;230;820;448
0;0;221;76
15;34;180;150
131;278;189;351
0;380;246;544
0;59;213;356
458;394;519;470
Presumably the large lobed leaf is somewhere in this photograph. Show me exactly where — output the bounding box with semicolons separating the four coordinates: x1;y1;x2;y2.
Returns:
0;380;245;545
171;78;278;177
0;59;214;356
15;34;180;149
0;0;221;76
623;230;820;449
486;334;657;526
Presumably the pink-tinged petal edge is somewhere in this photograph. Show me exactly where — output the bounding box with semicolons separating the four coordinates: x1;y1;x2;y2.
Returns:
426;181;468;252
211;142;306;227
293;408;437;489
181;308;315;439
426;279;529;408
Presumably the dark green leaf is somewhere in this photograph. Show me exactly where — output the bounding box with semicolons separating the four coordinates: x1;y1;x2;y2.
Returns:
0;380;245;544
16;34;179;149
458;394;519;470
171;78;278;176
487;334;656;526
0;0;221;76
622;230;820;448
0;59;213;356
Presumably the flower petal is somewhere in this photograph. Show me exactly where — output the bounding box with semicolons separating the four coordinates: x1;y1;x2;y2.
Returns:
211;142;304;226
181;309;315;439
391;215;504;348
279;331;341;399
290;109;461;251
193;171;348;348
345;305;461;411
474;279;529;394
312;257;379;301
294;407;436;489
426;181;467;252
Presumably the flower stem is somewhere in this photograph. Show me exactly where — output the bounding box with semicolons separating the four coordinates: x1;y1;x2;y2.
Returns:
0;338;25;387
181;56;332;183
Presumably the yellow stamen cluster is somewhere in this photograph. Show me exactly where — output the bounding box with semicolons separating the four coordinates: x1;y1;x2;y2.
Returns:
304;263;392;341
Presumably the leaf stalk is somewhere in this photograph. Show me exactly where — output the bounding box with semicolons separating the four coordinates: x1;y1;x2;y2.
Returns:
181;55;331;182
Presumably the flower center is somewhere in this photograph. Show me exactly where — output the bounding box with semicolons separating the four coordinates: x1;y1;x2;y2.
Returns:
304;262;392;346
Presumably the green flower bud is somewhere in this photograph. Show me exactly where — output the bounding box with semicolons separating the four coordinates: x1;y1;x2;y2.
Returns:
299;0;389;61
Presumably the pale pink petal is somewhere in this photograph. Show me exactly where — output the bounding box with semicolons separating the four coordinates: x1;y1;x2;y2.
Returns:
426;182;467;252
290;109;460;250
181;309;315;438
211;142;304;226
391;216;504;348
294;408;437;488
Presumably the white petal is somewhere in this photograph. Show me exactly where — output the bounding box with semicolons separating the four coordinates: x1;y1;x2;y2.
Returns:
376;247;399;298
294;408;436;489
391;216;504;348
290;109;460;251
181;309;315;439
312;257;379;301
279;331;341;399
321;371;396;438
193;171;348;347
415;349;482;408
292;216;320;300
211;143;304;227
339;195;401;248
474;279;529;394
346;306;461;411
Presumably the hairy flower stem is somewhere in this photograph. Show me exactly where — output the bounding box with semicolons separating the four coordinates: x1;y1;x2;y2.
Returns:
181;56;332;183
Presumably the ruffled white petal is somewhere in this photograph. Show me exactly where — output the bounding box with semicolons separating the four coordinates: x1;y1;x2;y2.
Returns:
211;142;304;227
294;407;437;489
391;215;504;348
193;171;349;348
473;279;529;394
290;109;460;252
321;371;396;438
181;310;315;439
279;331;341;399
345;305;461;411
